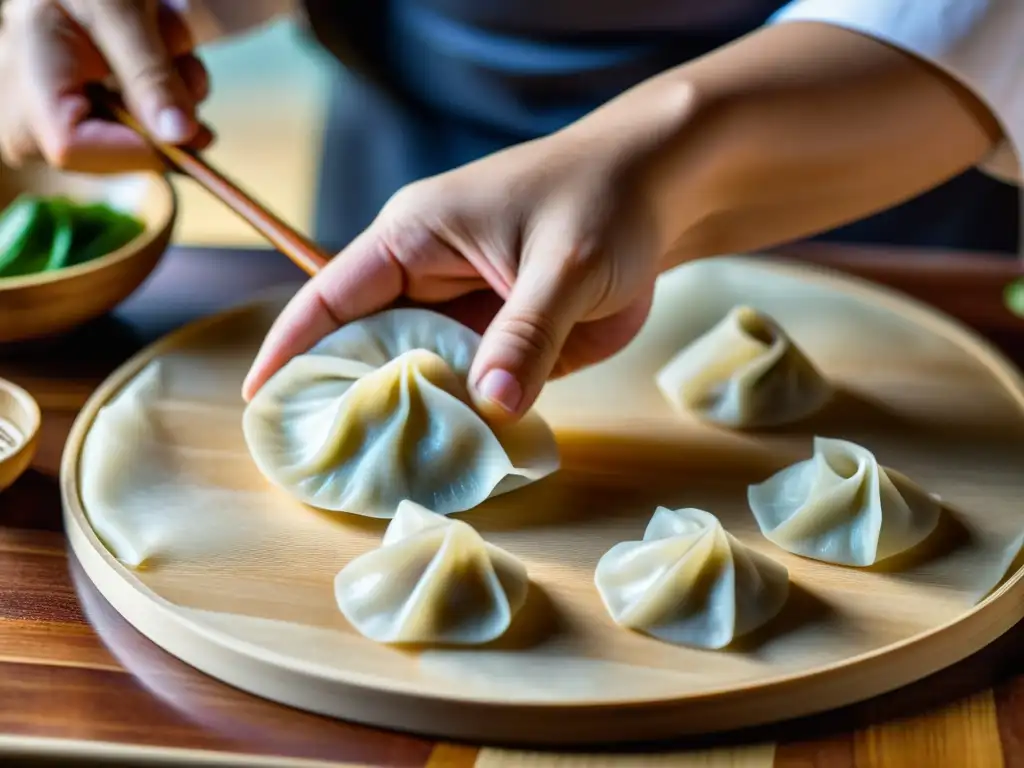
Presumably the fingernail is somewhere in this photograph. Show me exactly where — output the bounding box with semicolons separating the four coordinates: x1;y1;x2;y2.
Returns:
476;369;522;414
241;372;258;401
155;107;192;143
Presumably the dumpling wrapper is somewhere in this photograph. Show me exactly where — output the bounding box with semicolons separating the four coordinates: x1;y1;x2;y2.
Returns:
655;305;832;428
748;437;941;567
243;309;560;518
81;363;168;566
80;362;280;569
594;507;789;649
335;500;529;645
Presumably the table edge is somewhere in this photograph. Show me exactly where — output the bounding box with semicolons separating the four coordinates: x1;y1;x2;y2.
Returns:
0;735;372;768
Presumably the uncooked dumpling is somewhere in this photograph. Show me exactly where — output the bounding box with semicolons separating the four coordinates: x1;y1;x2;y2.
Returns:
594;507;789;649
243;309;560;518
655;305;832;428
335;500;529;644
748;437;941;566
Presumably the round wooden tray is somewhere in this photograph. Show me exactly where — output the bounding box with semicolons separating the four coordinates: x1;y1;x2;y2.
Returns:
62;256;1024;747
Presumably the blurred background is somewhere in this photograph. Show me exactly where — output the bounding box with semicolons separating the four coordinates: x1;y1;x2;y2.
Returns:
174;18;334;247
172;12;1021;257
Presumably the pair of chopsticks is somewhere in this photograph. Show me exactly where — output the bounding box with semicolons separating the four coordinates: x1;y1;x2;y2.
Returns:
87;85;330;277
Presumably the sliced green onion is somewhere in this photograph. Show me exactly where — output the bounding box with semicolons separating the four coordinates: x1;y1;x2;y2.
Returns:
0;196;144;280
71;214;144;266
46;197;75;271
0;196;43;276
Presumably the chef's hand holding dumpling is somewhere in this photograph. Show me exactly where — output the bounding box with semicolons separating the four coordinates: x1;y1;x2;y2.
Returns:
334;500;529;645
595;507;789;649
242;309;559;518
748;437;941;567
656;306;832;429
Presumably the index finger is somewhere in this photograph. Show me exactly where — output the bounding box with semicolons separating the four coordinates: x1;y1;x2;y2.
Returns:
242;229;406;400
80;0;197;141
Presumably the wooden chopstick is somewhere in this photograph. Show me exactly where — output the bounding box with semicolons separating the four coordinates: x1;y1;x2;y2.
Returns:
86;85;330;277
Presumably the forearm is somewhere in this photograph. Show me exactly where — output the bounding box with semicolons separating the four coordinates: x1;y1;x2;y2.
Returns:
566;21;1003;267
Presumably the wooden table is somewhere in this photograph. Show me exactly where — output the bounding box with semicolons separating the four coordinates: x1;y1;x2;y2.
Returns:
2;244;1024;768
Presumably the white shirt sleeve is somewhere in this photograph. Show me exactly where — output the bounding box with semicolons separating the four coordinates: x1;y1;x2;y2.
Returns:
771;0;1024;184
162;0;299;47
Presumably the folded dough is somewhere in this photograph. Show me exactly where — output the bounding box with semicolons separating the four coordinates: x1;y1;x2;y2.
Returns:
748;437;941;567
655;305;832;428
594;507;789;649
243;309;560;518
80;363;183;567
334;500;529;645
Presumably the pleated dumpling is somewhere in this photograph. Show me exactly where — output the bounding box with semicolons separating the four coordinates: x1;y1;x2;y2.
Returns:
655;305;832;428
748;437;941;566
243;308;560;518
334;501;529;645
594;507;789;649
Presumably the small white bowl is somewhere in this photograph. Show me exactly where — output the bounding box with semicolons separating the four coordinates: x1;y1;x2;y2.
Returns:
0;377;41;494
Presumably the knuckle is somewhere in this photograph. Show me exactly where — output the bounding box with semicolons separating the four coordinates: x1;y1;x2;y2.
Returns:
121;56;175;90
558;237;603;275
383;180;433;217
500;311;562;358
80;0;156;23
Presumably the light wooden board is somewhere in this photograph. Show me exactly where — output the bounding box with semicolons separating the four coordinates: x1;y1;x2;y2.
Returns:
62;256;1024;746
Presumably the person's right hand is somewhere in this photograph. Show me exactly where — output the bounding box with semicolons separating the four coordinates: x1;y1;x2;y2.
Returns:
0;0;214;174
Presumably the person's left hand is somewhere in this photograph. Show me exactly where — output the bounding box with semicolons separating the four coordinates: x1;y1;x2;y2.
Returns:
242;129;664;422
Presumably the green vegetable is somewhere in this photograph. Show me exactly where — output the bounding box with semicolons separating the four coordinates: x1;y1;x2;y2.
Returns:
0;196;44;276
0;195;145;280
69;211;144;267
1005;279;1024;318
0;196;60;278
46;197;75;271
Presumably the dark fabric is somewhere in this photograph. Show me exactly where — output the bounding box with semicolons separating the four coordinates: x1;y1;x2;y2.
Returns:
815;170;1019;253
304;2;1020;255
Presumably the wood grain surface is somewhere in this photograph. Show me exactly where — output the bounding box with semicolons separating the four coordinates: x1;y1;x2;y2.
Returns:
1;244;1024;766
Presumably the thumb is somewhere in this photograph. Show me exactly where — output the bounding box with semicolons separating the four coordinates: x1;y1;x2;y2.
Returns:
82;0;198;144
469;256;591;421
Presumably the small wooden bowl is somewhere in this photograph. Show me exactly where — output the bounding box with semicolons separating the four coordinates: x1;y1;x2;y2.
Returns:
0;377;40;494
0;162;177;343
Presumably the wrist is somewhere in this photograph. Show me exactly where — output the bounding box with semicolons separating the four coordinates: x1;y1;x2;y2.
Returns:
556;72;731;271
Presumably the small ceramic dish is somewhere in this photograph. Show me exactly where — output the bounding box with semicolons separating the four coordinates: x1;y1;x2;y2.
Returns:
0;377;41;494
0;161;177;344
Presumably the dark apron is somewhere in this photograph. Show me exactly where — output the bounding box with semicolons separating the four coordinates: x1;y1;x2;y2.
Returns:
301;1;1019;255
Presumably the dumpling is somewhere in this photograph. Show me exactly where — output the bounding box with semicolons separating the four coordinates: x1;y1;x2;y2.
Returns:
655;305;832;428
243;308;560;518
747;437;941;566
594;507;789;649
334;500;529;644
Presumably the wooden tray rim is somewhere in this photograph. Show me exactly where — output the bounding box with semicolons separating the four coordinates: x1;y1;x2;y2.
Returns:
59;256;1024;742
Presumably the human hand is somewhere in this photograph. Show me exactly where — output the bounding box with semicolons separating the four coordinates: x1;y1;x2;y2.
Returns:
242;131;663;422
0;0;213;173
